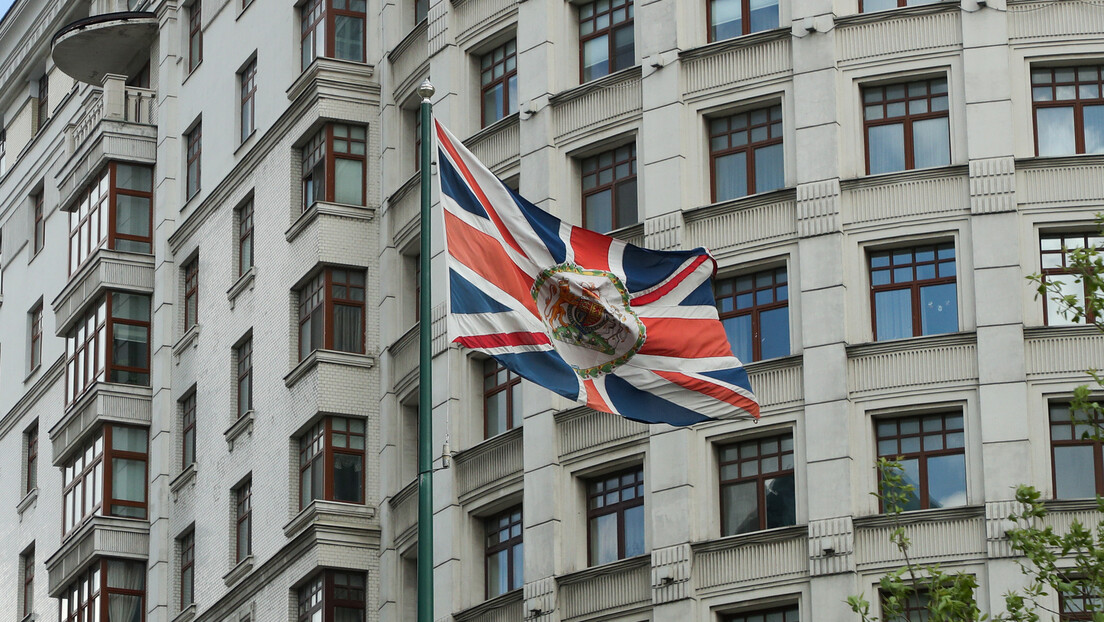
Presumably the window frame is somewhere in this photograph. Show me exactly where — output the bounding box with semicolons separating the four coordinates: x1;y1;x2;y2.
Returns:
296;571;367;622
1039;231;1101;326
183;257;199;331
718;432;796;535
581;143;638;233
483;358;521;439
59;559;146;622
714;265;789;362
236;478;252;562
707;0;780;41
26;423;38;493
237;337;253;418
33;192;44;255
37;73;49;132
722;604;800;622
485;506;524;599
868;242;957;341
238;200;254;276
297;268;367;360
862;77;950;175
186;123;202;200
298;416;367;509
1049;401;1104;499
578;0;635;83
240;59;256;143
1031;65;1104;157
68;163;156;275
189;0;203;72
181;391;196;469
875;412;966;512
301;123;368;210
30;302;42;371
62;425;150;536
65;292;152;405
479;39;518;128
585;465;645;566
709;104;784;202
300;0;368;70
22;547;34;618
179;530;194;608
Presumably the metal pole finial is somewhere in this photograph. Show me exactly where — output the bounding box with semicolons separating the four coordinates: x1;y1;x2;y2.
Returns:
417;79;436;102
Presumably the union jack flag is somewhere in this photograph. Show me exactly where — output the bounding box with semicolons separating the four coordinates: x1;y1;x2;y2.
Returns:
435;121;759;425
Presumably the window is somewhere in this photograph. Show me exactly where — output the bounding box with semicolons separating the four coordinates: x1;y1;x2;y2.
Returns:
301;0;367;70
581;143;637;232
1060;588;1099;621
183;257;199;330
299;416;366;508
29;303;42;371
37;73;49;132
415;0;428;23
33;192;44;254
297;571;366;622
710;105;784;201
63;425;149;535
861;0;938;12
869;243;957;341
189;0;202;71
236;479;252;562
719;433;795;535
1032;65;1104;157
180;530;194;607
484;358;521;438
723;605;800;622
297;268;366;359
240;59;256;143
59;559;145;622
302;123;367;209
181;392;196;469
876;412;966;511
413;109;422;172
715;267;789;362
26;423;38;493
1040;232;1102;326
237;338;252;418
186;123;201;199
579;0;634;82
586;466;644;565
65;292;152;404
68;163;155;274
21;548;33;618
485;506;523;598
1050;402;1104;499
480;40;518;127
1;128;6;175
238;200;253;275
863;77;949;175
881;589;931;622
708;0;778;41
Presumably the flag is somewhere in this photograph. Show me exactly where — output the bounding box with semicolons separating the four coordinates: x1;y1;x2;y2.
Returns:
435;121;759;426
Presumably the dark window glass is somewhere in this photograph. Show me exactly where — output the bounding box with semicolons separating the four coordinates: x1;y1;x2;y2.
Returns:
724;605;800;622
484;358;522;438
26;424;38;493
33;192;44;254
189;0;202;71
68;164;154;275
180;531;194;607
299;416;366;508
485;507;523;598
298;572;366;622
481;40;518;127
869;243;957;341
62;426;148;535
186;124;202;199
22;548;33;618
719;433;796;535
37;73;49;132
237;338;253;418
709;0;779;41
64;293;151;404
30;303;42;371
181;392;196;469
1032;65;1104;156
415;0;428;22
863;78;949;175
586;466;645;566
302;0;367;70
238;201;253;275
715;267;789;362
581;144;637;232
298;268;366;360
183;257;199;330
60;560;145;622
236;479;252;561
303;123;367;210
1050;402;1104;499
1060;588;1102;621
240;60;256;143
1040;232;1103;326
882;589;932;622
876;413;966;511
710;105;783;201
579;0;634;82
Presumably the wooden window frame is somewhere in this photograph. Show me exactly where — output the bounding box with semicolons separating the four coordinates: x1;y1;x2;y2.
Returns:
181;392;196;469
68;163;155;275
862;77;949;175
483;358;521;438
298;416;367;509
714;266;789;362
879;588;931;622
302;123;368;210
237;337;253;418
707;0;780;42
22;548;34;618
62;426;149;535
301;0;367;70
60;559;146;622
1040;232;1101;326
297;268;367;360
297;571;367;622
65;293;151;405
33;192;44;255
1031;65;1104;156
875;412;965;511
485;506;523;598
578;0;634;83
581;143;637;232
1059;589;1098;621
188;0;202;72
180;530;194;608
26;423;38;493
240;59;256;143
709;105;783;202
718;432;795;535
236;479;252;562
480;40;518;128
183;257;199;330
585;466;645;565
30;303;42;371
722;605;800;622
868;242;957;340
415;0;428;23
238;200;253;275
1049;402;1104;499
186;124;202;199
37;73;49;132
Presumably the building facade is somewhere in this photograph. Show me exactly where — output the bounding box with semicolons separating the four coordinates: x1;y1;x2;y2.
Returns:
0;0;1101;620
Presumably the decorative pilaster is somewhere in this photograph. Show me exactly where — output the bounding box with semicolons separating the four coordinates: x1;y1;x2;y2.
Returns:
969;156;1017;214
796;179;841;238
985;499;1023;558
652;543;692;604
427;0;449;56
644;212;684;251
432;302;448;355
524;576;557;622
808;516;854;575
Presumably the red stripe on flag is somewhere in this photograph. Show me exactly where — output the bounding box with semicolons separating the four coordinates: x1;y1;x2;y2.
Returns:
436;123;526;257
637;317;733;359
631;255;709;306
454;332;551;349
445;211;540;317
583;379;613;414
569;227;612;272
653;370;761;418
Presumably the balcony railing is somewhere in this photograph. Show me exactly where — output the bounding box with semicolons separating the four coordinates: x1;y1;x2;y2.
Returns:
67;74;156;154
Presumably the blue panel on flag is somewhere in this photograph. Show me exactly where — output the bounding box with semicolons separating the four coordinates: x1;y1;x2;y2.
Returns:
700;366;754;393
621;245;706;293
508;188;567;264
450;269;513;314
681;278;717;307
438;149;489;219
495;351;580;400
604;375;713;427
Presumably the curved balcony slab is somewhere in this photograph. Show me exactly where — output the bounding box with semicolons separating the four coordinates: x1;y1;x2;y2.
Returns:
46;516;149;596
50;382;152;466
52;248;154;335
52;12;158;84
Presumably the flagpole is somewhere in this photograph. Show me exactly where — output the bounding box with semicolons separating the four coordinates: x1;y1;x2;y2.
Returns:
416;78;435;622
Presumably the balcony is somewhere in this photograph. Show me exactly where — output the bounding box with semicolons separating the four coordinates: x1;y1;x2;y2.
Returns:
52;11;158;85
50;382;152;467
52;248;154;335
45;516;150;597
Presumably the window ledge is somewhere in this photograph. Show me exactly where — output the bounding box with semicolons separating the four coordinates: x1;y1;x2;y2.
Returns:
286;201;375;243
454;589;523;622
835;0;958;25
558;553;650;585
692;524;806;555
23;363;42;384
285;349;375;388
172;603;197;622
1016;152;1104;170
1024;324;1101;340
17;487;37;516
680;26;791;61
842;163;967;190
852;504;984;529
223;554;253;586
550;65;642;107
173;323;202;358
224;410;255;451
283;499;376;539
170;463;197;498
846;330;976;358
227;267;255;308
